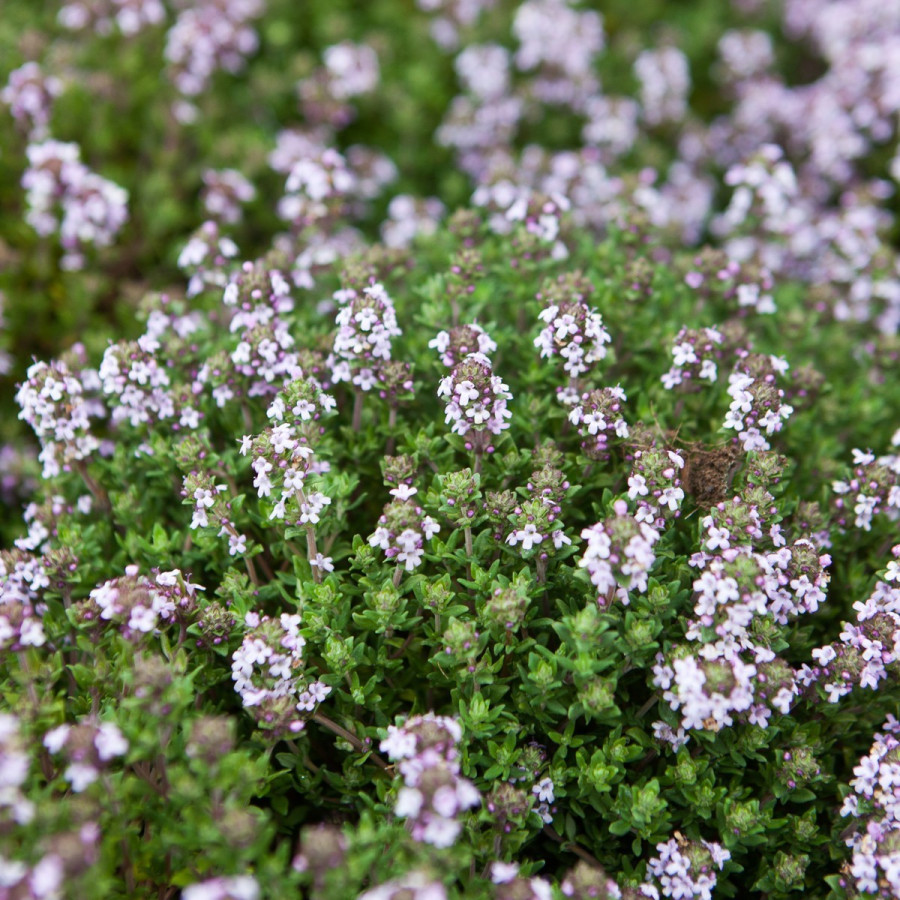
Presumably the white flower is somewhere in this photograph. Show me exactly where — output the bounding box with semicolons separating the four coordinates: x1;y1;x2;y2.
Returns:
228;533;248;556
491;862;519;884
43;725;70;754
310;553;334;572
394;786;424;818
65;762;99;792
532;777;555;803
515;524;543;551
95;722;128;760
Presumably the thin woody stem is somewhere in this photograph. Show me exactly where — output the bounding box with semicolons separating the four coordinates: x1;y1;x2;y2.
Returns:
74;460;111;513
352;390;364;432
306;525;321;583
386;405;397;455
312;712;391;771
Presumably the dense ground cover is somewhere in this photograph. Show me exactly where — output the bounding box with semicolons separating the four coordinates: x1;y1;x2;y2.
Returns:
2;1;900;898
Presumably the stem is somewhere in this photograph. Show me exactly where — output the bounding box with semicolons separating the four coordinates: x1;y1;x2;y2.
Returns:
634;749;659;773
352;390;364;432
542;824;604;868
256;553;275;581
312;712;391;771
241;402;253;433
388;632;416;660
288;743;320;775
306;525;321;584
636;693;659;719
386;405;397;455
104;774;136;894
219;519;260;586
244;555;260;587
74;460;112;514
474;449;483;476
536;556;550;616
392;567;403;588
132;761;167;797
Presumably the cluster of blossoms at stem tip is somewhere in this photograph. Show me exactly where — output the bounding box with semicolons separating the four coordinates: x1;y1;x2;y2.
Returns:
165;0;263;103
712;144;801;270
0;714;35;825
438;351;512;451
359;871;447;900
506;461;572;556
634;45;691;127
0;823;100;900
278;147;358;226
182;470;248;556
715;27;774;84
697;487;784;555
1;62;61;138
239;377;335;542
58;0;165;36
567;386;629;459
15;493;91;556
801;564;900;703
661;326;729;391
514;0;603;89
839;716;900;898
211;259;298;400
43;719;128;792
627;448;685;527
833;447;900;532
329;282;402;392
507;739;558;824
638;835;730;900
16;358;104;480
81;566;203;638
653;534;830;737
321;40;380;100
559;861;623;899
428;322;497;368
178;220;239;297
99;302;206;430
683;253;776;315
380;713;480;849
491;862;554;900
723;352;793;452
485;189;571;260
381;194;445;248
181;875;260;900
693;532;831;632
0;551;49;651
369;485;440;573
21;139;128;270
201;168;256;225
298;43;384;131
415;0;498;51
534;275;611;382
231;611;331;738
481;756;543;835
580;500;660;605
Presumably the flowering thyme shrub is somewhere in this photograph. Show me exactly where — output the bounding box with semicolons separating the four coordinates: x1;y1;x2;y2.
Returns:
1;208;900;900
3;0;900;897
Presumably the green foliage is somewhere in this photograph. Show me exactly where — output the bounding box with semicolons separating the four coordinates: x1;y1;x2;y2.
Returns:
2;213;899;898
